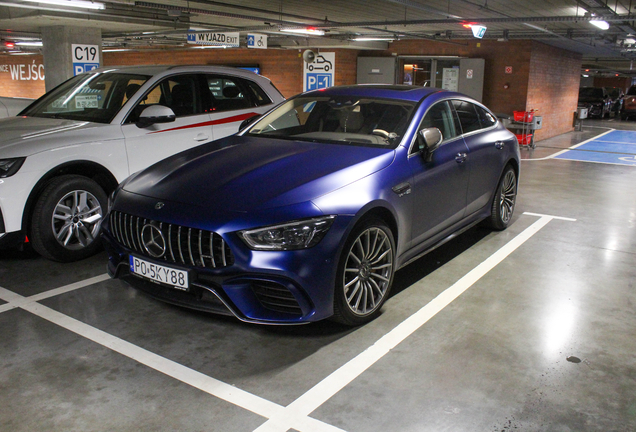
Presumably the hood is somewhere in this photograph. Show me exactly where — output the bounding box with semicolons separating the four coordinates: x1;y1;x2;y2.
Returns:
123;135;395;212
0;116;111;157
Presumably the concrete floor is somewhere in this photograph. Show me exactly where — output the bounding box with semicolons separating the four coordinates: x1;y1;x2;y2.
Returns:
1;118;635;432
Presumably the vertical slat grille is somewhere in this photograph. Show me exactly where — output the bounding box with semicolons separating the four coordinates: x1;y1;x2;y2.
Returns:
109;211;234;269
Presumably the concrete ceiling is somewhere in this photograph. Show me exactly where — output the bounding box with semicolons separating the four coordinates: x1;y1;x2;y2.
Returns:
1;0;636;76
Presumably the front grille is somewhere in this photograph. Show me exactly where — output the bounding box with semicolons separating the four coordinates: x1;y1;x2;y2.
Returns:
109;211;234;269
251;280;302;315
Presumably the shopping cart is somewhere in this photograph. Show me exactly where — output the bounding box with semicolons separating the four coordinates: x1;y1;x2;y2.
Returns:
513;109;536;149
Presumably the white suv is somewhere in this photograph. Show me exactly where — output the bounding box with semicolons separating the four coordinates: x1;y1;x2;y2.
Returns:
0;65;284;262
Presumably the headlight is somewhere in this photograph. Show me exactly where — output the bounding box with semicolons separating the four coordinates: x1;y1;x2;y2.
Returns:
240;216;336;251
0;157;25;178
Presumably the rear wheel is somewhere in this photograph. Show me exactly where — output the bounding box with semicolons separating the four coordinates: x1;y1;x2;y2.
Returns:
332;218;395;326
30;175;107;262
487;166;517;230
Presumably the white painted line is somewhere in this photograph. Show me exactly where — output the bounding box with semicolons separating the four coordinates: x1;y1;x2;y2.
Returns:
0;274;110;314
0;284;346;432
545;128;615;159
523;212;577;221
253;214;562;432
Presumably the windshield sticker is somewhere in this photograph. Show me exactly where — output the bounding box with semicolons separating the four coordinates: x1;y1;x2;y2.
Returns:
75;95;98;109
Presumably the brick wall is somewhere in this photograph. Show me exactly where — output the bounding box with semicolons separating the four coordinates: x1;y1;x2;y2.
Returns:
0;55;46;98
0;42;582;141
104;48;360;99
363;39;580;141
593;76;631;91
527;42;582;140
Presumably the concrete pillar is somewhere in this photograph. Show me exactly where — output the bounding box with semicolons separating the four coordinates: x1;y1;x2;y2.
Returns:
41;26;101;92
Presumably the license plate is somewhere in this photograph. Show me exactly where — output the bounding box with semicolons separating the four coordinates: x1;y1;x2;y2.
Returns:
129;255;189;291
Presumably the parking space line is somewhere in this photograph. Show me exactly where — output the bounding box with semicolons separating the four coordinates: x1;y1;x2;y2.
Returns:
0;274;110;314
252;213;573;432
0;213;574;432
0;285;347;432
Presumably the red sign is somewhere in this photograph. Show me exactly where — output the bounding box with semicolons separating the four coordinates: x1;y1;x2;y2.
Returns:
505;66;513;74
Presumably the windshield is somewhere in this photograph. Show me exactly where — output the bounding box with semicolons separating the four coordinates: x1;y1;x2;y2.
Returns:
246;96;415;147
22;72;150;124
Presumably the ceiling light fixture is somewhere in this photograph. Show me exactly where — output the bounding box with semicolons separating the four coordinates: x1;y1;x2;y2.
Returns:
21;0;105;10
353;37;395;41
590;19;610;30
280;28;325;36
15;41;43;47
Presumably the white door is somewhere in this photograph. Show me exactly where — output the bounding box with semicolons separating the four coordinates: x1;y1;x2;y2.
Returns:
122;74;214;174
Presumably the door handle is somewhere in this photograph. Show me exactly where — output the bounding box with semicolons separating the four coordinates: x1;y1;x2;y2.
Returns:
495;141;505;150
455;153;467;163
392;182;412;197
195;133;210;142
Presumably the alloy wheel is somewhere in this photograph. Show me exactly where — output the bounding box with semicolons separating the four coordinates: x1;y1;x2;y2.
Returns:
499;170;517;224
342;227;394;316
51;190;103;250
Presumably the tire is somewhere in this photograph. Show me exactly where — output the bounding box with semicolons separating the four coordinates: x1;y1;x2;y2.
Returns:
332;218;395;326
30;175;107;262
487;166;517;231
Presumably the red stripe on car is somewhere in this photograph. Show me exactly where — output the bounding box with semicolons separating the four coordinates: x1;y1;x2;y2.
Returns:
149;112;260;134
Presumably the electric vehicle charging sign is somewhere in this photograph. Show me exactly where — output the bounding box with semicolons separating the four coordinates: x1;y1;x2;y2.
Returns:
303;52;335;91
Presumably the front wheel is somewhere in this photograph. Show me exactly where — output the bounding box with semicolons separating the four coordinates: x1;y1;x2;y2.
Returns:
487;166;517;230
332;218;395;326
30;175;107;262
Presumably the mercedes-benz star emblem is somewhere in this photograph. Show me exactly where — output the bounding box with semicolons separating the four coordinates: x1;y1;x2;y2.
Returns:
141;224;166;258
155;202;165;210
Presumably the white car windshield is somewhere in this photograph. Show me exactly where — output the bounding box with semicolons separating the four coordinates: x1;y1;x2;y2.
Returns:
22;72;150;124
247;96;415;147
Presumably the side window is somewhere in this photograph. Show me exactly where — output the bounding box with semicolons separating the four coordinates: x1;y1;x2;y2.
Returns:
418;101;458;144
206;75;252;112
475;105;497;129
243;79;273;106
125;74;201;123
451;100;481;134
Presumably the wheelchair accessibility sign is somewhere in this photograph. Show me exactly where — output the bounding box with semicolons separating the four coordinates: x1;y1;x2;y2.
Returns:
303;52;335;91
247;33;267;49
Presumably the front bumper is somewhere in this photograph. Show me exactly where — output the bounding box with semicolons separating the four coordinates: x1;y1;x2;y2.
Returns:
102;211;351;325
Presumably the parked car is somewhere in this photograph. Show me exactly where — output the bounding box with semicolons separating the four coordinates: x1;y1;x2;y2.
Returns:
102;85;520;325
578;87;612;118
605;87;625;116
0;96;34;117
0;65;284;262
621;85;636;120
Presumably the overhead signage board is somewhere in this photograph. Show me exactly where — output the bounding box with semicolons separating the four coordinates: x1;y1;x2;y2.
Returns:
247;33;267;49
72;44;99;76
187;32;240;47
303;52;335;92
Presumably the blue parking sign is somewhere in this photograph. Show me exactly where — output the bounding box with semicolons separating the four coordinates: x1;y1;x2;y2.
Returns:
306;73;332;90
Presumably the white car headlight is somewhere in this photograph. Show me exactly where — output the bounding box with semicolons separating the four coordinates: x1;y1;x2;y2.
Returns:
240;216;336;251
0;157;25;178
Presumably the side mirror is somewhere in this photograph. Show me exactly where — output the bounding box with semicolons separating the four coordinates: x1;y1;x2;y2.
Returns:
136;105;176;128
239;114;261;132
417;127;443;162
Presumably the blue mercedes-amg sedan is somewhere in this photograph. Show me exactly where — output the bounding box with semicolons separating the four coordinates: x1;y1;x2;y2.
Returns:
102;85;520;325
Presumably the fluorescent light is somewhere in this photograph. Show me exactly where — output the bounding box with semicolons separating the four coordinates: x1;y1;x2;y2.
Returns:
590;19;609;30
280;28;325;36
625;38;636;44
15;41;43;47
103;48;131;52
353;37;395;41
21;0;105;10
